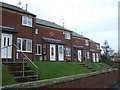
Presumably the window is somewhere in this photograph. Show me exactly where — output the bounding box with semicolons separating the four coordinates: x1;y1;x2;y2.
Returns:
17;38;32;52
87;52;90;59
97;45;99;49
64;32;71;39
22;16;32;27
36;44;42;55
66;48;71;56
35;28;38;34
85;40;89;46
43;44;46;54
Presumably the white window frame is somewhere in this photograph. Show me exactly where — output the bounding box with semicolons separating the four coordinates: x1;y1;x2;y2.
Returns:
22;16;32;27
97;45;99;50
66;48;71;56
64;32;71;40
87;52;90;59
43;44;46;54
17;38;32;52
36;44;42;55
85;40;89;46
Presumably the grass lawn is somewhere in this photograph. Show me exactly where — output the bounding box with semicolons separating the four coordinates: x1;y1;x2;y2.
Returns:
26;61;91;80
2;61;114;86
81;62;113;71
2;64;17;86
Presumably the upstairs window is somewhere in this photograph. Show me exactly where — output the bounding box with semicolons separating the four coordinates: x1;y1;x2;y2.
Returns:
97;45;99;49
66;48;71;56
64;32;71;40
85;40;89;46
22;16;32;27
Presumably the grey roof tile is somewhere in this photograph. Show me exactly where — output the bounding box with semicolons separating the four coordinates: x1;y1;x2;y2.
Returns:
42;37;65;45
72;32;89;40
36;18;71;31
90;40;99;44
0;2;36;16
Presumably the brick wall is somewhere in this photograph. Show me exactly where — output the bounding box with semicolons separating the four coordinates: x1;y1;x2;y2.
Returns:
49;70;119;88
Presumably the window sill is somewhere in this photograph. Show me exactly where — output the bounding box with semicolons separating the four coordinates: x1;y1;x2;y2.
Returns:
35;54;42;56
22;24;32;28
17;50;32;53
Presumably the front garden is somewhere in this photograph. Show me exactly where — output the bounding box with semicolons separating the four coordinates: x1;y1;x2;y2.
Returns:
2;61;114;86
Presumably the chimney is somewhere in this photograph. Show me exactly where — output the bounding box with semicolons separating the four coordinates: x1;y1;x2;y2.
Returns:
26;4;28;11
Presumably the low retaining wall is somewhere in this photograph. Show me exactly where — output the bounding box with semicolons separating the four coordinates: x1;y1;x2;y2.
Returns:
2;69;119;89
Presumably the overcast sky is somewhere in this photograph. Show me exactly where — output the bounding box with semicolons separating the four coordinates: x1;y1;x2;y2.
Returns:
1;0;119;53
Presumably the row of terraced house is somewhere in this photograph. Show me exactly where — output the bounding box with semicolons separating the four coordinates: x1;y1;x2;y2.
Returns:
0;2;101;62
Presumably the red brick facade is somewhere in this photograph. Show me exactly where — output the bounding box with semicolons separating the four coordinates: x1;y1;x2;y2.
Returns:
1;2;101;62
49;70;119;88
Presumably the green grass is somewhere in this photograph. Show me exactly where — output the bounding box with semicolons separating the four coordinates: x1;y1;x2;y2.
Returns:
2;64;17;86
81;62;113;71
2;61;114;86
26;61;91;80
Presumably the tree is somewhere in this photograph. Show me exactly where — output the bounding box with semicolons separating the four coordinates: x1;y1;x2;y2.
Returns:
101;40;114;60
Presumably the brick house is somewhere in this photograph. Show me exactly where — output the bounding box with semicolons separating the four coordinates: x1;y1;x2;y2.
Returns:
90;40;101;62
72;32;90;62
34;19;73;61
1;2;36;61
1;2;101;62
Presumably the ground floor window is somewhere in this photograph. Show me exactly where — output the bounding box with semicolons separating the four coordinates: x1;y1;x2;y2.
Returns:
43;44;46;54
66;48;71;56
17;38;32;52
36;44;42;55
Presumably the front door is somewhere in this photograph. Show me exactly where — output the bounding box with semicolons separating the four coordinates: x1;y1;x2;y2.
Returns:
92;53;96;62
50;44;56;61
78;50;82;62
58;45;64;61
1;33;12;58
83;50;86;62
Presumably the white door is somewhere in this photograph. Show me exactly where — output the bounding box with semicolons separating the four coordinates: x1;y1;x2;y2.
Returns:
1;33;12;58
92;53;96;62
58;45;64;61
96;53;99;62
50;44;56;61
78;50;82;62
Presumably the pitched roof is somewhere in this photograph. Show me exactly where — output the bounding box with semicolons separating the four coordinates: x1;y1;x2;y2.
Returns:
42;37;65;45
36;18;71;32
0;26;17;33
0;2;36;16
72;32;89;40
90;40;99;44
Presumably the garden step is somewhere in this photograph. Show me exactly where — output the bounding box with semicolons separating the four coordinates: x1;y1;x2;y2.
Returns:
8;66;31;71
79;64;96;72
2;58;14;62
14;75;38;82
3;61;39;83
3;62;27;67
11;70;34;77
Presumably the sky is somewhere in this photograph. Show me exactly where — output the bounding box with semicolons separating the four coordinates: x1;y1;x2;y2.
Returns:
1;0;119;53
